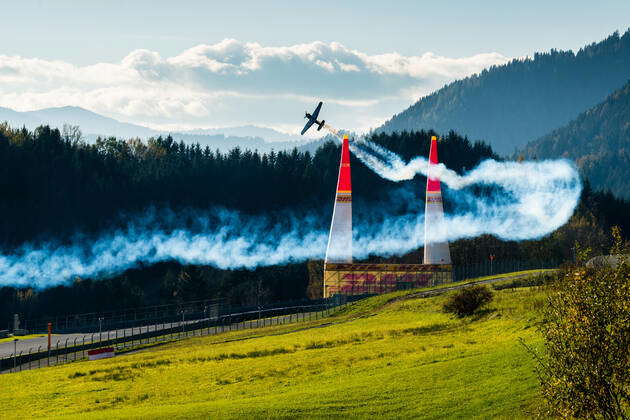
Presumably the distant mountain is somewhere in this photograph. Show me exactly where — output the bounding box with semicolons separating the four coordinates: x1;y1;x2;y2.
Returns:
379;30;630;155
0;106;155;138
0;106;42;128
184;125;304;143
0;106;316;153
171;133;317;154
520;80;630;198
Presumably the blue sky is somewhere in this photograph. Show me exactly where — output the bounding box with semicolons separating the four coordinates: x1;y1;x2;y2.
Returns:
0;1;628;135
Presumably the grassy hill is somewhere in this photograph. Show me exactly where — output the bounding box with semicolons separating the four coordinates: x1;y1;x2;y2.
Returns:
520;81;630;199
378;30;630;156
1;282;547;419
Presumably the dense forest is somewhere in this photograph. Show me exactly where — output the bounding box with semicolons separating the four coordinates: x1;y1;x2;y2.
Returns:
378;30;630;155
519;80;630;198
0;124;628;324
0;124;493;246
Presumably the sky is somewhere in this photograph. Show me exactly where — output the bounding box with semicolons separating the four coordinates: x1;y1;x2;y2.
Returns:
0;0;628;136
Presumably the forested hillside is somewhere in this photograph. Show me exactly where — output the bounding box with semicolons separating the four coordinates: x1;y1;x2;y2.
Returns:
379;30;630;155
520;81;630;198
0;125;493;246
1;124;628;323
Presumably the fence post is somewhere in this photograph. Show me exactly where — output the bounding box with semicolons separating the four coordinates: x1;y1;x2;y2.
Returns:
38;346;42;369
22;349;29;371
11;339;18;372
181;311;185;339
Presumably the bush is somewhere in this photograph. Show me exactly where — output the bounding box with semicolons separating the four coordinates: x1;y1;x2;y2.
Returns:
529;227;630;419
443;285;493;317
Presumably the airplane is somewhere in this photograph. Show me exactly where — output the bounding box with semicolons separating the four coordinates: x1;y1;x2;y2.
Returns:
301;101;325;135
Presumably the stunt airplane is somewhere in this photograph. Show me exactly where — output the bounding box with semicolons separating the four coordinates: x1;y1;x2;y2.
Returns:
301;101;325;135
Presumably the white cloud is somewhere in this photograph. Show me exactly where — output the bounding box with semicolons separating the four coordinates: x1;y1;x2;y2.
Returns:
0;40;510;133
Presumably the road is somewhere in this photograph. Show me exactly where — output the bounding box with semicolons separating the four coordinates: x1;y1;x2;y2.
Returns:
1;309;328;373
0;270;553;360
0;308;326;359
0;319;200;358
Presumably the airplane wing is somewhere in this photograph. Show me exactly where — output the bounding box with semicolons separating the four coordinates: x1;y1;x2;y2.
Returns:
312;101;323;120
301;119;315;135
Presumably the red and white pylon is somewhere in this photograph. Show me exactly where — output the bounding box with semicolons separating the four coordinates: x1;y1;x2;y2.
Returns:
423;136;452;265
325;134;353;263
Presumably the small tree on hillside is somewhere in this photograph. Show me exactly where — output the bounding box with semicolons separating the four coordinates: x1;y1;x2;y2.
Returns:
443;285;493;317
533;227;629;419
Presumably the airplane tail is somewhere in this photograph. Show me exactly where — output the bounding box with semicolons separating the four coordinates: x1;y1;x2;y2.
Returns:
317;120;325;131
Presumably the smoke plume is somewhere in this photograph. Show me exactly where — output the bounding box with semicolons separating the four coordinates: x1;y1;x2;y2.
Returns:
350;138;581;242
0;139;581;288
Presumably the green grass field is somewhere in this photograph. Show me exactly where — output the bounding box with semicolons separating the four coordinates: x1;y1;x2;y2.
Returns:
1;282;547;419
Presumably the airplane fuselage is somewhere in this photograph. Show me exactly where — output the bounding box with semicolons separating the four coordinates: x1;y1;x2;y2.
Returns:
301;101;325;134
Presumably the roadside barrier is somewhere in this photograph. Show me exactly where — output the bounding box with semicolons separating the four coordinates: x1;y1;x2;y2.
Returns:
1;300;350;373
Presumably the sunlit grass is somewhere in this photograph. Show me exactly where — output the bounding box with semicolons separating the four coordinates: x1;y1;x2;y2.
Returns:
1;284;547;419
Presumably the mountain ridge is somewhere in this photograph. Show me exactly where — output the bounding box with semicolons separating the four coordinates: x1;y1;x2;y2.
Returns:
0;105;316;153
378;30;630;156
519;80;630;198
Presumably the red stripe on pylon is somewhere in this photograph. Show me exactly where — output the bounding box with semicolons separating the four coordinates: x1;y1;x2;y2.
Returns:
426;136;441;192
337;135;352;192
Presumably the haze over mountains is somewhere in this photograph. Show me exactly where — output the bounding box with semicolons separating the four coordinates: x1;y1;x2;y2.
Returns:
379;30;630;156
0;106;154;138
2;30;628;197
520;81;630;199
0;105;315;154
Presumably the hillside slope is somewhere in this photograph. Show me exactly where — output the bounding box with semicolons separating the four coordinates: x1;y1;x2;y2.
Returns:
1;286;546;419
520;81;630;198
379;30;630;156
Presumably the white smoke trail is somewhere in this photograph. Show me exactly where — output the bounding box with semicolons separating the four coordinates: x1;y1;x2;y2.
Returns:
350;138;582;244
0;205;428;288
323;123;341;138
0;208;328;288
0;138;581;288
352;139;577;189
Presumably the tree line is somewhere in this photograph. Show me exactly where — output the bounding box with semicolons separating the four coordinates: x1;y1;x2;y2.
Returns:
0;123;628;324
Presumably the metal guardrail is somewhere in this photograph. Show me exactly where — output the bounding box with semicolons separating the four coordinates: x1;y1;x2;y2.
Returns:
15;298;225;334
1;301;348;374
1;260;557;373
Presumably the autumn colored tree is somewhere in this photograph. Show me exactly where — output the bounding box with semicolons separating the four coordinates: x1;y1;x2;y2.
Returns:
534;227;629;419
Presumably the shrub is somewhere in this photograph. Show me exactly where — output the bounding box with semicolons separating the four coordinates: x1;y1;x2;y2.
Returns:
529;227;630;419
443;285;493;317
